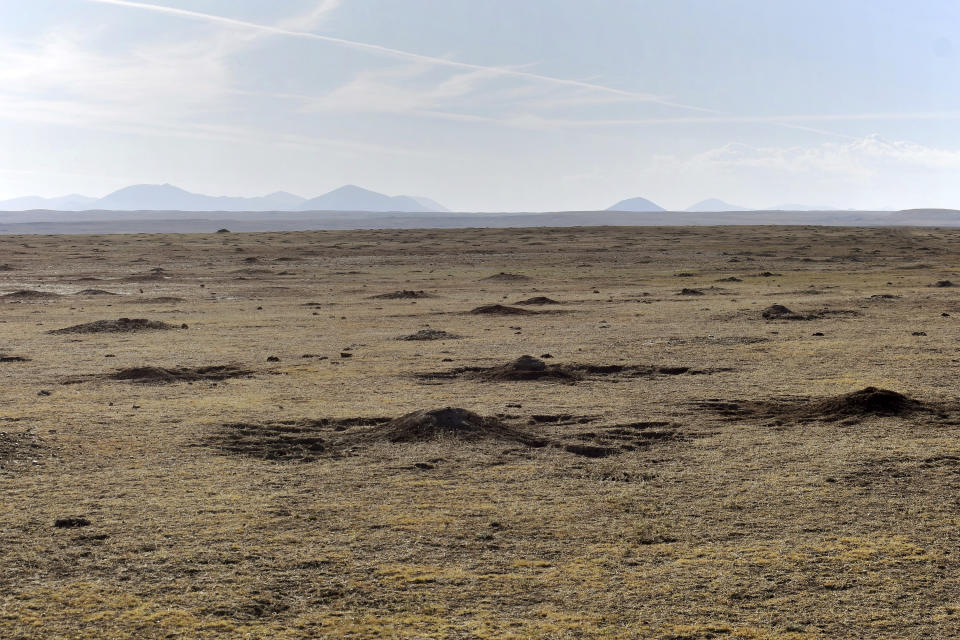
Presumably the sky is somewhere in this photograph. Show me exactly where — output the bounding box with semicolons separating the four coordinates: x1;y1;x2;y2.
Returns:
1;0;960;211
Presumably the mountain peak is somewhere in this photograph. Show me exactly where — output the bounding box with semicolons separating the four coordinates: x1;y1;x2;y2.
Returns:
300;185;444;212
606;196;665;212
686;198;751;212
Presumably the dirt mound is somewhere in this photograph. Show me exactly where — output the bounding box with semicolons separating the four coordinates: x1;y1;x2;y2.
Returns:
111;364;252;383
2;290;61;301
209;410;545;461
469;304;537;315
679;288;704;296
123;268;169;282
513;296;561;305
761;304;812;320
208;409;686;462
74;289;118;296
370;290;434;299
481;272;532;282
397;329;462;341
129;297;185;304
472;355;580;382
420;358;729;383
697;387;937;423
232;268;273;275
797;387;928;421
0;355;30;362
355;408;546;446
48;318;181;334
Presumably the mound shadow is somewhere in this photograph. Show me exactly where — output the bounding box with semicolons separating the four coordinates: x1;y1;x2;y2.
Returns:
563;421;686;458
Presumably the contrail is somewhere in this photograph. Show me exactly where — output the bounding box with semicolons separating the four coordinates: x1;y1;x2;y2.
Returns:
85;0;853;139
84;0;716;114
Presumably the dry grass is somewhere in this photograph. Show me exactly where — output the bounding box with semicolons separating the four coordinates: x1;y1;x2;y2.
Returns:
2;225;960;638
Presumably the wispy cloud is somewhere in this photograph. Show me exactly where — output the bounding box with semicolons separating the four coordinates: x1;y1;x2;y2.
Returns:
84;0;710;114
0;93;425;157
0;3;432;158
76;0;877;142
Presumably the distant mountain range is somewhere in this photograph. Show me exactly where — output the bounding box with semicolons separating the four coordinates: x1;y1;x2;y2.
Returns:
608;196;841;212
0;184;449;213
0;185;849;214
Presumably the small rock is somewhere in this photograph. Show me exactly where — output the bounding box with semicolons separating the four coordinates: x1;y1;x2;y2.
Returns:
266;356;280;362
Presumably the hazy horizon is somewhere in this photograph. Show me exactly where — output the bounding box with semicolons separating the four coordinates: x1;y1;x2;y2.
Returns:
3;1;960;211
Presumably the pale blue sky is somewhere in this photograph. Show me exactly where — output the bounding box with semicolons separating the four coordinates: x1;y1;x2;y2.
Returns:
1;0;959;210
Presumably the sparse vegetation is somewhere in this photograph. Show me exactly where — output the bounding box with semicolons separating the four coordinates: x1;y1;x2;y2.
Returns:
3;225;960;638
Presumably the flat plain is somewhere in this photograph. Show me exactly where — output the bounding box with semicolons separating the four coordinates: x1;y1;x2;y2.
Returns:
2;225;960;639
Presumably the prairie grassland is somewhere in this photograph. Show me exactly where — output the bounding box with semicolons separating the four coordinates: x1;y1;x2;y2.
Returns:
2;225;960;638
